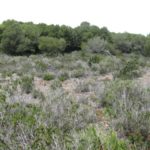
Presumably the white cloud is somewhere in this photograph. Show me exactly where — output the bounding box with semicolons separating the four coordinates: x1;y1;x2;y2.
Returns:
0;0;150;35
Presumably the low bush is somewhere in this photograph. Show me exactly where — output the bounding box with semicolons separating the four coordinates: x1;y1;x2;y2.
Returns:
35;60;48;72
20;75;33;94
103;131;129;150
43;73;55;81
50;79;62;90
0;89;6;103
58;72;69;81
118;58;141;79
71;69;85;78
88;55;103;65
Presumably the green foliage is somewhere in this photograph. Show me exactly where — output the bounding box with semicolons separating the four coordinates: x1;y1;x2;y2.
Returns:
0;20;40;55
99;27;112;42
118;58;140;79
38;36;66;55
12;108;36;127
78;127;101;150
0;88;98;149
112;33;146;54
21;22;40;53
43;73;55;81
76;22;93;42
104;131;128;150
31;125;55;149
0;90;6;103
0;20;149;56
59;25;81;51
89;55;102;64
1;22;25;54
58;72;69;81
71;69;85;78
131;34;146;53
35;60;48;72
21;75;33;94
143;36;150;56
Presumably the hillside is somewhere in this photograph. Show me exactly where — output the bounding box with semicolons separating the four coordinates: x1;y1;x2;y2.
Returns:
0;51;150;150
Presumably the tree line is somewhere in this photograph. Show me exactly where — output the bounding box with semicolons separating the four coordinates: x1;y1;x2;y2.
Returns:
0;20;150;56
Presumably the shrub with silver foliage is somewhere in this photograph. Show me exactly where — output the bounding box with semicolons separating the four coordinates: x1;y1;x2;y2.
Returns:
83;36;110;54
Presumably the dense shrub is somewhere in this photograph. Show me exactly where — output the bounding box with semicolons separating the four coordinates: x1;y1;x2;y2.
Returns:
83;36;110;54
89;55;102;64
0;22;25;54
103;131;129;150
71;69;85;78
0;90;6;103
38;36;66;55
20;75;34;94
0;20;149;56
118;58;141;79
143;36;150;56
0;21;40;55
43;73;55;81
35;60;48;72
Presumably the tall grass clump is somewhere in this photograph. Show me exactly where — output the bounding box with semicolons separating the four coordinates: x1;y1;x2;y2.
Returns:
20;75;34;94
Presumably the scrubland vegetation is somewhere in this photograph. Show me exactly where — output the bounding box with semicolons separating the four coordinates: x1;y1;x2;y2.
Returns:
0;20;150;150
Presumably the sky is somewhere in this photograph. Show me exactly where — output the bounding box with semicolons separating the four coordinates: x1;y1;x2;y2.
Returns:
0;0;150;35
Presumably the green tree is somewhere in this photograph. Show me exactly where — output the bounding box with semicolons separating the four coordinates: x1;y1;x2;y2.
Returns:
21;22;40;53
99;27;112;42
48;24;61;38
112;32;146;54
112;33;132;53
0;21;25;54
143;35;150;56
75;22;101;47
131;34;146;53
38;36;66;55
75;22;93;42
59;25;80;51
0;24;4;42
38;23;50;36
